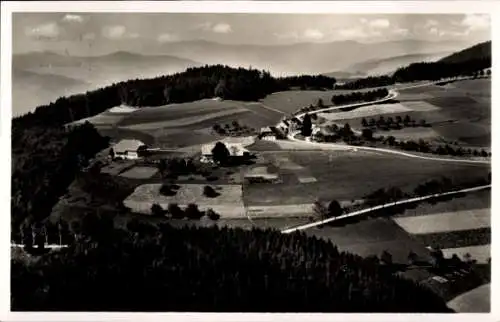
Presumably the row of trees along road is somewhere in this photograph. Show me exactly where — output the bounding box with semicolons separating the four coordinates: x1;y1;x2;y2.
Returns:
11;215;452;312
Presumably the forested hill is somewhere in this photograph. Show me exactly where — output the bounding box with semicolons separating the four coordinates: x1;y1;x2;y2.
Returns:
439;41;491;64
336;41;491;90
11;218;453;312
12;65;335;129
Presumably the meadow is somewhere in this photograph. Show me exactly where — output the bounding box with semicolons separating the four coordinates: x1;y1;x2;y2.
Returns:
243;150;490;206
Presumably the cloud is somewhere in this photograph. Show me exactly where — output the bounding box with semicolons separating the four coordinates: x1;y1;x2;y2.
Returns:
102;25;126;39
193;22;213;31
25;22;60;39
429;27;439;36
102;25;139;40
62;14;83;23
461;14;489;31
392;28;410;37
82;32;96;41
303;29;324;40
212;23;232;34
273;31;299;41
424;20;439;29
336;27;367;39
157;33;179;43
368;19;390;29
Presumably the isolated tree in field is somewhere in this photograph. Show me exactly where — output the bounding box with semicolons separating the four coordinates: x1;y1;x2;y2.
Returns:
327;200;343;219
206;208;220;221
168;203;184;219
211;142;231;165
361;118;368;127
312;199;327;219
185;203;203;220
463;252;473;263
479;69;485;77
387;136;396;146
301;113;313;136
487;69;491;76
362;128;373;140
151;203;164;217
317;98;325;108
203;185;219;198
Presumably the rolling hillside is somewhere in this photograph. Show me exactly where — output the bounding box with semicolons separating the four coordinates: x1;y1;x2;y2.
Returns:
439;41;491;64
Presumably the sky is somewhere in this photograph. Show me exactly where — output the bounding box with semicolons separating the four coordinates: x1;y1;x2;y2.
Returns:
12;13;491;55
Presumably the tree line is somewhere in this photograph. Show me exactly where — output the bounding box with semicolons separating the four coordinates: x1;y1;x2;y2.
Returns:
335;58;490;90
11;216;452;312
331;88;389;106
13;65;336;129
11;122;110;238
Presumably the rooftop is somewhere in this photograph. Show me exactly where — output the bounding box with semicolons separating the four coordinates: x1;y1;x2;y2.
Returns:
113;139;145;153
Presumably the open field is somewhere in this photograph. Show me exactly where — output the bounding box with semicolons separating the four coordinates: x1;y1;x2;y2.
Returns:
441;245;490;264
318;102;439;121
124;183;246;218
303;218;433;264
447;283;490;313
119;166;158;179
244;150;490;206
393;189;490;218
393;209;490;234
373;127;441;141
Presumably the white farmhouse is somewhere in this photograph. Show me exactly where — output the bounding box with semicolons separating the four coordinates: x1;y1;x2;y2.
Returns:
112;139;146;160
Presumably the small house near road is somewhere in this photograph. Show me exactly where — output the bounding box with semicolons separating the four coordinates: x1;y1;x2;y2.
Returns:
200;142;251;163
112;139;146;160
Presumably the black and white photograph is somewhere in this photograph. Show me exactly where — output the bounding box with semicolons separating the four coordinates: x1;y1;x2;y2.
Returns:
1;1;497;319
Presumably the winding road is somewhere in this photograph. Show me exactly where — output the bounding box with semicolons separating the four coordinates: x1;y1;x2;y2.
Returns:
281;184;491;234
279;78;491;165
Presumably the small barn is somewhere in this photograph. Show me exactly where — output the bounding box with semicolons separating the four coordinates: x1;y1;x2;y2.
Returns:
112;139;146;160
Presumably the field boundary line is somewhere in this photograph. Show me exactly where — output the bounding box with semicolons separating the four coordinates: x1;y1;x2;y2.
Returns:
281;184;491;234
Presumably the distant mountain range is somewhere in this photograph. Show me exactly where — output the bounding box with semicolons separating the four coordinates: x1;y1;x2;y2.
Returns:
12;52;202;116
11;39;485;116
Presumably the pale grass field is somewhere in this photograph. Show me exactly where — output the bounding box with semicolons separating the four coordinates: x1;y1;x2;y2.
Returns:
441;244;490;264
318;103;413;121
122;107;249;130
318;101;440;121
119;166;158;179
393;209;490;235
374;127;441;141
124;183;246;218
447;283;490;313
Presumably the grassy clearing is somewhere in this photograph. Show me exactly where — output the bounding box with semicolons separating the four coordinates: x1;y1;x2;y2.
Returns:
304;218;433;264
122;108;249;131
411;227;490;250
243;150;489;206
119;166;158;179
393;189;490;218
318;103;414;121
124;183;246;218
374;127;441;141
447;283;490;313
441;245;490;264
260;90;338;115
393;209;490;235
